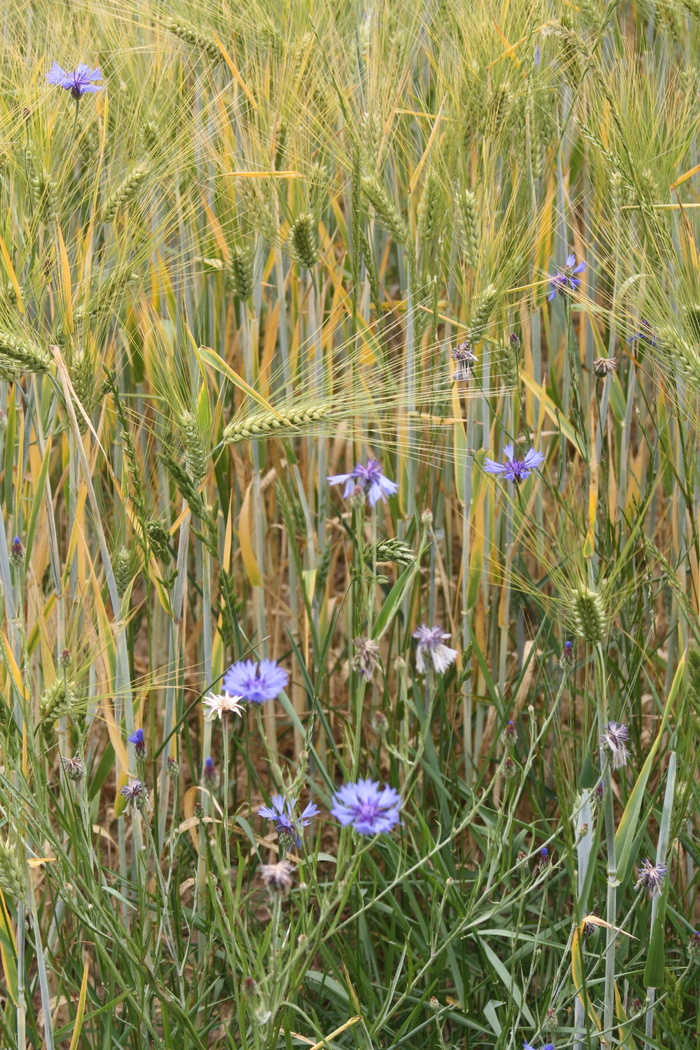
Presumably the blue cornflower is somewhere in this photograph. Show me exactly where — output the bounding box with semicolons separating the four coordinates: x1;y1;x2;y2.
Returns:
258;794;320;848
483;443;545;483
547;253;586;300
222;659;288;703
627;318;656;347
523;1043;554;1050
46;62;103;99
330;778;402;836
127;727;146;758
328;459;398;507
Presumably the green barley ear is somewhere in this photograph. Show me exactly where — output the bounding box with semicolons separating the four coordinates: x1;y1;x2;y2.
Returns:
417;171;445;252
40;677;78;724
289;214;319;269
101;168;148;223
570;587;608;646
273;121;288;171
0;331;50;374
465;284;497;344
223;404;330;445
0;840;26;901
30;168;57;225
114;545;138;600
226;245;253;301
140;119;160;156
179;410;209;488
456;187;480;269
364;538;415;567
361;174;408;245
168;18;220;61
656;325;700;392
485;83;511;138
68;349;95;433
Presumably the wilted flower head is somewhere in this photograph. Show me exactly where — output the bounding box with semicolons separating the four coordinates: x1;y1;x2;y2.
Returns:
202;691;245;721
483;444;546;483
258;795;320;850
412;624;458;674
593;357;617;377
328;459;398;507
451;340;478;382
600;721;630;770
222;659;288;703
259;860;295;896
46;62;103;99
127;727;146;758
120;779;148;811
330;778;402;835
547;253;586;300
635;857;668;898
352;637;382;680
61;753;84;782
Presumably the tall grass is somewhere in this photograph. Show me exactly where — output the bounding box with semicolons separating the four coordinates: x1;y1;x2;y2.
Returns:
0;0;699;1047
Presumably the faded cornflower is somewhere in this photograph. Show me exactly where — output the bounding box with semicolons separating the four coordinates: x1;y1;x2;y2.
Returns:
258;795;320;851
593;357;617;377
201;691;245;721
259;860;295;896
330;778;402;836
412;624;458;674
120;779;148;811
547;253;586;300
61;753;84;781
635;857;668;898
222;659;288;703
451;340;478;382
328;459;398;507
483;444;546;483
600;721;630;770
352;637;381;680
46;63;103;99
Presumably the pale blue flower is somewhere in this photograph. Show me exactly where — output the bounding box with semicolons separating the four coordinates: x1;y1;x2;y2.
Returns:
222;659;288;703
328;459;398;507
483;444;545;483
46;62;103;98
330;779;402;835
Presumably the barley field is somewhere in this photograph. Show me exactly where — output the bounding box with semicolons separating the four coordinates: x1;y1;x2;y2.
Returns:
0;0;699;1046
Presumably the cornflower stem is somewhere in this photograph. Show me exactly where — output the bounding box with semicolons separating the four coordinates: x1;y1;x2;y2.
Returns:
461;402;475;783
352;502;367;776
594;643;617;1043
223;719;231;876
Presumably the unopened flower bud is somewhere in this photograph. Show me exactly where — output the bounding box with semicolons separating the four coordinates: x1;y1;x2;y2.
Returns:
10;537;24;566
560;640;575;673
